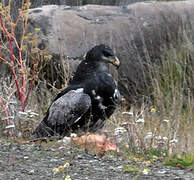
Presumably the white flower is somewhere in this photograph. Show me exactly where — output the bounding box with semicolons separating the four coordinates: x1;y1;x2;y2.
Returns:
155;136;162;140
135;118;144;123
5;124;15;129
162;137;168;141
29;112;39;116
70;133;77;138
2;116;14;120
114;127;127;136
18;111;28;115
65;175;71;180
142;168;150;175
163;119;169;123
58;166;64;171
145;132;153;139
64;162;70;168
162;152;167;156
169;138;178;144
52;168;59;175
122;111;134;116
151;107;156;113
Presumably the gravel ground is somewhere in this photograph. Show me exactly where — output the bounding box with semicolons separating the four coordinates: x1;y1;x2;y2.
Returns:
0;139;193;180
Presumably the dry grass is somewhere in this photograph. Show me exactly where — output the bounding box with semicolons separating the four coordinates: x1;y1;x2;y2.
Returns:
106;30;194;157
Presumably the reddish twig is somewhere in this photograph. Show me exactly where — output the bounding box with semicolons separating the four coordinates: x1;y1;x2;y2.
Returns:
0;1;38;114
0;13;26;111
0;56;11;66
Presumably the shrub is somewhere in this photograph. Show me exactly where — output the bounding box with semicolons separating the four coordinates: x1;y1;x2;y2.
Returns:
0;0;51;135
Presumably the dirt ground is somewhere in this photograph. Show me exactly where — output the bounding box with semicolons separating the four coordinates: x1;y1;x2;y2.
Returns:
0;138;193;180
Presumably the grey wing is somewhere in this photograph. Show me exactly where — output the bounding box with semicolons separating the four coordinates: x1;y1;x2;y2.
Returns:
47;89;91;127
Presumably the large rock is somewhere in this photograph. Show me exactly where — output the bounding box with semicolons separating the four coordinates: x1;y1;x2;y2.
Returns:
25;1;194;103
0;0;144;8
42;0;144;6
0;0;144;23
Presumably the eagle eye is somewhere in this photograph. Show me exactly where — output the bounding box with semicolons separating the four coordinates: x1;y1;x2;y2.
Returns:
103;50;112;57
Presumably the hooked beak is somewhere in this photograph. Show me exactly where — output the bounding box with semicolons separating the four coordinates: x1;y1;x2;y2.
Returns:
110;56;120;68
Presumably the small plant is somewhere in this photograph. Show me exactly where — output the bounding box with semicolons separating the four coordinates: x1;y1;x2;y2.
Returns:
146;148;167;160
122;164;140;173
164;154;194;168
53;162;71;179
123;162;151;179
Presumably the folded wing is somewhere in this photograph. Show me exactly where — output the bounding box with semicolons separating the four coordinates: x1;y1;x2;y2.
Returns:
31;89;91;139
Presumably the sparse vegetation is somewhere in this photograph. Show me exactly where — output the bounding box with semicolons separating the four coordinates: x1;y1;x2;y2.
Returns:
112;32;194;168
164;154;194;168
0;0;53;136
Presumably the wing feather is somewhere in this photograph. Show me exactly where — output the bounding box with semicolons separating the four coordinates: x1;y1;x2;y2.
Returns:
31;89;91;139
48;89;91;126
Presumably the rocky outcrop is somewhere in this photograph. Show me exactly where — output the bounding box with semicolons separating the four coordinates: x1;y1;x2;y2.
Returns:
26;1;194;104
0;0;144;8
40;0;144;6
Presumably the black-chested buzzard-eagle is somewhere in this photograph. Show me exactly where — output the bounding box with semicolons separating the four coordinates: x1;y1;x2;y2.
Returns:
31;44;120;139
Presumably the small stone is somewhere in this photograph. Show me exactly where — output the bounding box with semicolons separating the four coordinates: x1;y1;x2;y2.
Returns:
176;170;185;175
29;169;35;174
50;158;58;162
24;156;29;159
